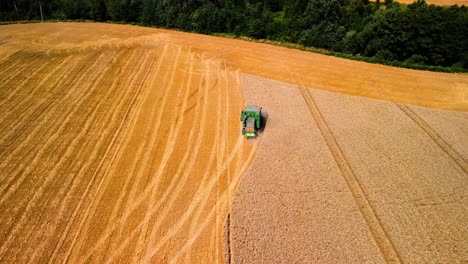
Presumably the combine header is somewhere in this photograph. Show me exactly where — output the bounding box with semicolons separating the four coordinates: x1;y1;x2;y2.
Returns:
240;105;262;138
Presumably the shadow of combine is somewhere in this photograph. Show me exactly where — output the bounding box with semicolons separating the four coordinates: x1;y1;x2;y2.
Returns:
259;111;269;133
246;111;268;141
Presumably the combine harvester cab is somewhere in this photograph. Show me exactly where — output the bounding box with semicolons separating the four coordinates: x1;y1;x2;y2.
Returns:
240;105;262;138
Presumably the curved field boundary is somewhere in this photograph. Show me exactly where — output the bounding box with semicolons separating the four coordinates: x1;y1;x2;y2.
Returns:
288;69;402;264
161;27;468;111
1;23;467;111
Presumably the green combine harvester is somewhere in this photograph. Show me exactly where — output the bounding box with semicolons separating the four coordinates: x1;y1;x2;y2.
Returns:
240;105;262;138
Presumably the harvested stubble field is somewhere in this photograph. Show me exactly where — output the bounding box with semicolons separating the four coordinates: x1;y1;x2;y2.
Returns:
231;75;468;263
0;22;467;263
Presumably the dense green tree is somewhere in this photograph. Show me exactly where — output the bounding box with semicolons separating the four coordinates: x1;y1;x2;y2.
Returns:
302;0;344;26
1;0;467;71
89;0;106;21
60;0;91;19
189;2;223;33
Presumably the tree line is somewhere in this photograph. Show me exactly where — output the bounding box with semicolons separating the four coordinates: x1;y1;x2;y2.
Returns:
1;0;467;71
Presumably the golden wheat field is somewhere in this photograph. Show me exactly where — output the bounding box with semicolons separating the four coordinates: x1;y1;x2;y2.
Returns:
0;22;467;264
0;23;256;263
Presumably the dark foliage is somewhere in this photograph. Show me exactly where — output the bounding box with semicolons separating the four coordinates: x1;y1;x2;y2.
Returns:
1;0;467;71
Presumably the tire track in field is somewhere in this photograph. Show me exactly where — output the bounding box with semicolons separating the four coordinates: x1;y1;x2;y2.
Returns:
397;104;468;174
225;213;233;264
126;53;208;259
0;54;49;117
93;46;170;259
0;51;21;73
132;48;193;262
222;60;233;213
0;52;43;88
31;48;139;263
140;136;247;262
12;49;126;261
183;59;224;261
0;55;55;118
230;69;246;256
139;56;219;257
99;45;172;258
106;132;242;264
0;55;74;151
223;68;243;264
63;46;178;262
76;54;208;262
0;52;133;256
169;144;257;264
86;46;160;229
99;54;214;264
22;48;130;261
0;54;71;125
184;58;227;261
0;52;101;202
104;45;170;240
214;60;226;264
53;50;159;263
46;48;155;264
93;53;209;262
287;68;402;264
24;49;140;263
0;52;108;232
206;67;245;264
187;124;221;261
0;51;113;256
0;52;102;203
219;60;236;262
0;52;96;163
1;32;256;262
0;53;46;93
203;59;229;262
158;140;258;264
231;69;246;193
0;51;36;76
0;53;114;259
